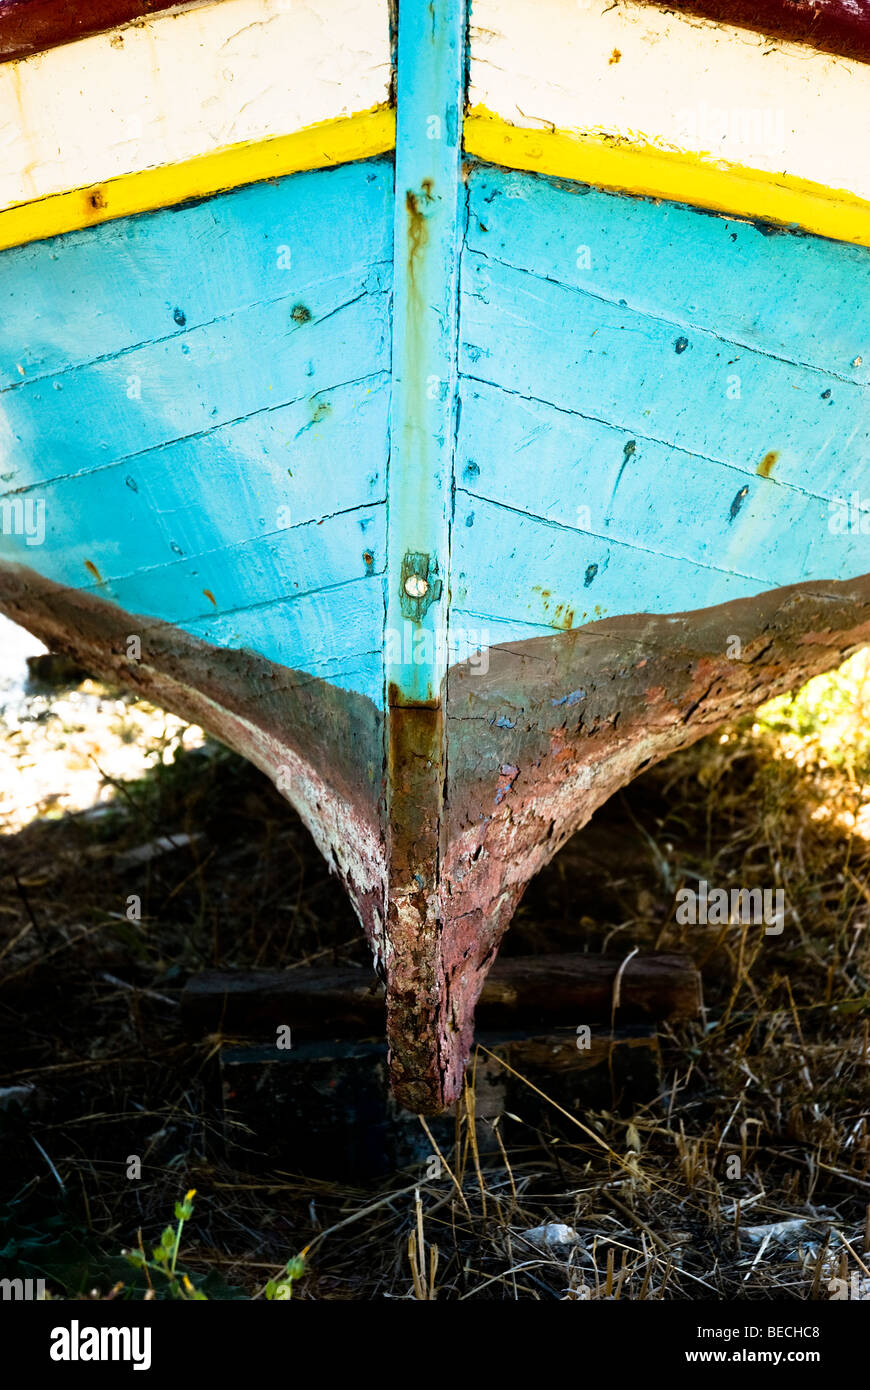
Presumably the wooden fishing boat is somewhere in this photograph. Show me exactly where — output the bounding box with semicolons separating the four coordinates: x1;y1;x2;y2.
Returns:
0;0;868;1112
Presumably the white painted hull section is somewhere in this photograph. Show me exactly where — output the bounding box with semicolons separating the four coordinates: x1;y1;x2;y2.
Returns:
469;0;870;201
0;0;390;212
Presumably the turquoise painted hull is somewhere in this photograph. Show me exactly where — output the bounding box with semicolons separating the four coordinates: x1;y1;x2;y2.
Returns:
2;160;868;695
0;159;393;707
454;167;870;637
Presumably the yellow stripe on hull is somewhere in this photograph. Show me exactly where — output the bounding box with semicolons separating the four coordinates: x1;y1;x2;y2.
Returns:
5;102;870;255
0;106;395;253
464;108;870;251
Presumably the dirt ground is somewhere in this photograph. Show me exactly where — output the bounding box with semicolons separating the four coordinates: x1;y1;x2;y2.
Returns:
0;646;868;1301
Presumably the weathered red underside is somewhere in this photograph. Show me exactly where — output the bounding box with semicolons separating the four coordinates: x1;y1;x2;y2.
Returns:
0;562;387;958
0;0;218;63
2;561;870;1111
389;575;870;1109
636;0;870;64
1;0;868;65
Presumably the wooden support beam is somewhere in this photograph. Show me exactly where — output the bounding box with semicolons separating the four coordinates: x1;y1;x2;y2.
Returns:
182;951;702;1037
382;0;468;1112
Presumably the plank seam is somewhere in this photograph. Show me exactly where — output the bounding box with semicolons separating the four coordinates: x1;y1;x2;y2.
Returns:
458;372;866;509
463;244;868;388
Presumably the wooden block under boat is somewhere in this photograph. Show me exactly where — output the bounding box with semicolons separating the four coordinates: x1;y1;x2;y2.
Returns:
182;951;703;1036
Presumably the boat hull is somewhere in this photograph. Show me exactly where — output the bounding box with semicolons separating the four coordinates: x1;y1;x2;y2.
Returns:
1;0;869;1110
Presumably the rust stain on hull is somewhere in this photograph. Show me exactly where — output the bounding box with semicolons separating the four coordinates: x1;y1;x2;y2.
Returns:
384;698;449;1112
404;184;432;287
757;450;779;478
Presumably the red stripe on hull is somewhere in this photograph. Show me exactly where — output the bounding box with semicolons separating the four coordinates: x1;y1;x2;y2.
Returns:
638;0;870;65
0;0;221;63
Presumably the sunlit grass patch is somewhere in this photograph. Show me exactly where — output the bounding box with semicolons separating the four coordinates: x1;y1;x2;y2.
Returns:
0;680;204;833
745;648;870;838
754;648;870;775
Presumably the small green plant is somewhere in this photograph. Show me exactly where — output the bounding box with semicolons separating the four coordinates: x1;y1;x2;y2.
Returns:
123;1189;208;1299
264;1252;307;1301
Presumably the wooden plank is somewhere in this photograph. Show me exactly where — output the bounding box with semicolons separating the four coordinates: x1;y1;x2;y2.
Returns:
383;0;467;1111
33;374;392;565
1;272;390;488
453;493;757;635
99;508;386;625
465;167;870;385
454;380;834;572
448;607;553;654
184;586;387;704
451;410;866;639
25;484;385;603
0;158;394;390
0;159;393;699
451;166;870;653
459;251;869;500
181;952;703;1033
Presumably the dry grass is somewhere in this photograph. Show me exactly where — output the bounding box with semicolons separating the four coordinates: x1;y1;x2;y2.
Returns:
0;653;868;1300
